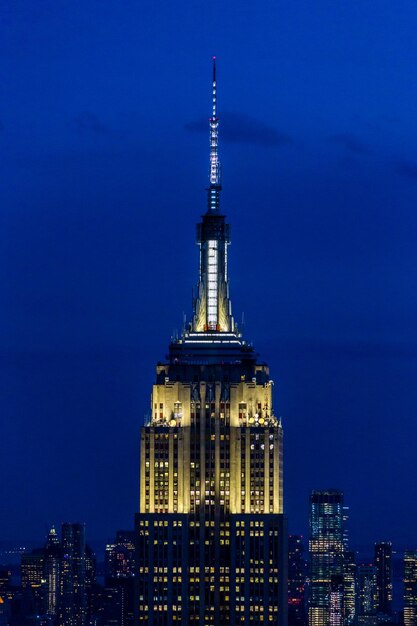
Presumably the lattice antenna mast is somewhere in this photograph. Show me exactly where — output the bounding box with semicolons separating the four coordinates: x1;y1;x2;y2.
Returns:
208;56;221;211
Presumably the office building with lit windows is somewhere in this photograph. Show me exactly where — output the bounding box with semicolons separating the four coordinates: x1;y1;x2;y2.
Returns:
356;564;378;625
21;548;45;615
374;542;393;617
343;550;356;626
59;522;87;626
404;551;417;626
329;575;343;626
308;490;344;626
135;60;287;625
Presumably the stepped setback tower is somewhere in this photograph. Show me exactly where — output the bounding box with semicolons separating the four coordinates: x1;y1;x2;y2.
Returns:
135;59;287;626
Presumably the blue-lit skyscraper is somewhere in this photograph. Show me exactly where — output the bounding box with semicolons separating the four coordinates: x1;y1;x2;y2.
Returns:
308;490;344;626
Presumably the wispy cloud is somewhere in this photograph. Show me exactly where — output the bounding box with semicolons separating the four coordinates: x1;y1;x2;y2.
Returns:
185;111;292;147
72;111;107;135
328;132;368;155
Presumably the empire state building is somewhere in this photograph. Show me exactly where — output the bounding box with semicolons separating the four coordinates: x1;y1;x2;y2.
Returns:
135;60;287;626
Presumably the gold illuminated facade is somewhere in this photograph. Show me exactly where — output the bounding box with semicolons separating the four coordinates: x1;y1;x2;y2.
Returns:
135;59;287;626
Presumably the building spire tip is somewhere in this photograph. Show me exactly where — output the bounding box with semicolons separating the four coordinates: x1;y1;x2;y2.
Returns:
208;57;220;202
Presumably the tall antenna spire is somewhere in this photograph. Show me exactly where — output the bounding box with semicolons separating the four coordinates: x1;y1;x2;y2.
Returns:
212;56;217;118
208;56;221;211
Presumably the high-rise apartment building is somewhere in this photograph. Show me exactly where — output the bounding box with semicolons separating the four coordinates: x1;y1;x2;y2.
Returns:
135;59;287;625
374;542;393;616
404;551;417;626
308;490;344;626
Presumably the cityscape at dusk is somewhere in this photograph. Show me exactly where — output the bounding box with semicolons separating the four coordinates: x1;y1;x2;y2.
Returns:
1;1;417;625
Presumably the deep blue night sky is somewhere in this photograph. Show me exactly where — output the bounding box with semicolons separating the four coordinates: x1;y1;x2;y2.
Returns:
1;1;417;550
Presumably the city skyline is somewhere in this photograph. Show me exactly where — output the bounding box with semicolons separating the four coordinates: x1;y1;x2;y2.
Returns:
2;1;417;549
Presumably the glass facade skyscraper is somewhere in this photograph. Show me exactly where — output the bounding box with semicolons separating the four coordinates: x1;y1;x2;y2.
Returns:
308;490;344;626
135;59;287;625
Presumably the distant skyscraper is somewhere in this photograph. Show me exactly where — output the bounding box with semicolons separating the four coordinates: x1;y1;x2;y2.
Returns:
59;522;87;626
105;531;135;581
44;525;62;619
404;551;417;626
288;535;307;626
101;578;134;626
115;530;135;572
0;568;11;593
343;550;356;626
356;564;378;624
329;575;344;626
374;542;393;616
85;543;97;624
135;59;287;625
0;593;9;626
308;490;344;626
0;569;11;626
21;547;45;615
104;530;135;626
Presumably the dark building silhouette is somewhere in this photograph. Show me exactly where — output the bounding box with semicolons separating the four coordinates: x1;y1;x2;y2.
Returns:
374;542;393;617
308;490;344;626
0;568;11;593
135;59;287;625
0;595;9;626
288;535;307;626
404;551;417;626
104;530;135;626
59;523;87;626
101;579;134;626
85;543;97;624
21;548;45;617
